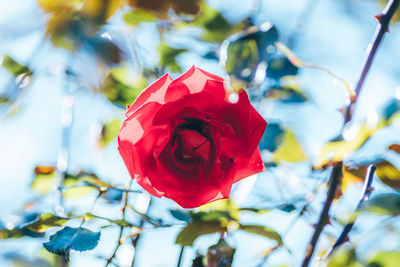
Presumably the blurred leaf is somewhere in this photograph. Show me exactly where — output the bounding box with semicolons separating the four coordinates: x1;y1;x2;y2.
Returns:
1;55;31;76
197;199;240;222
273;130;307;163
223;23;278;83
25;213;69;233
265;84;308;103
169;209;191;222
0;213;67;239
31;166;57;195
239;224;283;246
193;3;238;43
37;0;80;13
266;56;298;80
45;11;84;50
367;251;400;267
375;161;400;189
341;165;367;194
239;207;270;214
388;144;400;154
101;187;123;203
123;9;157;26
175;221;225;247
2;252;52;267
381;99;400;123
84;213;130;227
63;171;112;198
81;0;122;20
358;193;400;216
100;67;146;107
43;227;100;257
158;42;187;73
207;238;235;267
128;0;201;15
86;37;122;65
327;248;362;267
315;124;377;168
98;119;121;148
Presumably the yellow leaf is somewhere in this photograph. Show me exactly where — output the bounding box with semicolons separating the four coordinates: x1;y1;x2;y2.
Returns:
81;0;122;20
315;123;377;168
273;130;307;163
375;161;400;189
341;165;366;194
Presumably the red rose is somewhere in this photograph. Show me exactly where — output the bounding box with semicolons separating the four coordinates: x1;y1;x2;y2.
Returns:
118;66;267;208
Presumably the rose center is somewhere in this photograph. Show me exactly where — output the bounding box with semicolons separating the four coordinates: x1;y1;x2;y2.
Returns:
170;120;211;170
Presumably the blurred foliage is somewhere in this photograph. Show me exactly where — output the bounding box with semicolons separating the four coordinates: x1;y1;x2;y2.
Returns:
1;0;399;266
273;130;307;163
97;118;122;148
1;55;31;77
357;193;400;216
100;67;147;107
174;199;282;248
127;0;201;15
158;42;188;72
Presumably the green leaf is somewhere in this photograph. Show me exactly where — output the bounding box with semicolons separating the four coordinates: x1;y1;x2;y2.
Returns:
31;166;57;195
327;248;363;267
98;119;121;148
158;42;187;73
266;56;298;80
273;130;307;163
43;227;100;256
86;37;121;65
1;55;31;76
175;221;225;247
367;251;400;267
25;213;69;233
123;9;157;26
100;67;146;107
265;85;308;103
358;193;400;216
375;161;400;190
223;23;278;83
239;224;283;246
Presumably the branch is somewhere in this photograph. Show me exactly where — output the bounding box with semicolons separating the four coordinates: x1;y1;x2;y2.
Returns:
324;165;376;258
344;0;400;123
301;162;343;267
301;1;398;265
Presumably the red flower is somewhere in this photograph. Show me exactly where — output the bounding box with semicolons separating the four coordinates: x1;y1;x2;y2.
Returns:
118;66;267;208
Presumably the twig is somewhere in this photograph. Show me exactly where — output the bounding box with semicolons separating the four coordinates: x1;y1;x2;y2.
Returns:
301;162;343;267
176;246;185;267
344;0;400;123
301;1;399;266
324;165;376;258
105;181;132;267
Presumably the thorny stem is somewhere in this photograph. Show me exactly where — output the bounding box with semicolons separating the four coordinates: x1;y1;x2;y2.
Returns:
301;1;399;266
105;181;132;267
344;0;400;123
301;162;343;267
324;165;376;258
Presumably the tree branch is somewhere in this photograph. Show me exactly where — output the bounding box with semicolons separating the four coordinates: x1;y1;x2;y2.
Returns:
325;165;376;258
301;0;399;266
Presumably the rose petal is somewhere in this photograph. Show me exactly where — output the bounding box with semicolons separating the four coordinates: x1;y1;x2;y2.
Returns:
233;147;265;183
218;90;267;158
125;73;173;117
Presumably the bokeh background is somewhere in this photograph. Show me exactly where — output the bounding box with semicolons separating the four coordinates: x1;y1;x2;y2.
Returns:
0;0;399;266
